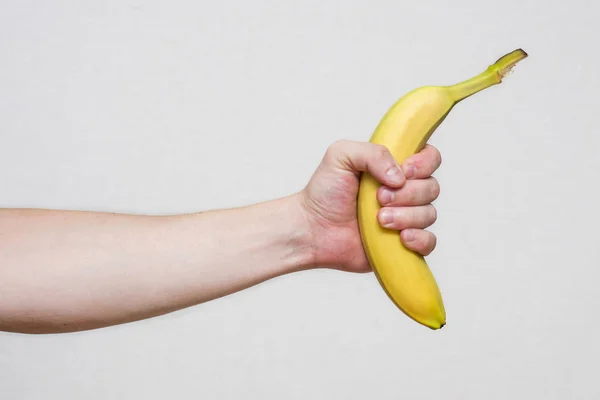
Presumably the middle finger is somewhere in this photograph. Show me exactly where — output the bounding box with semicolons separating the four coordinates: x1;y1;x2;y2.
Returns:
377;178;440;207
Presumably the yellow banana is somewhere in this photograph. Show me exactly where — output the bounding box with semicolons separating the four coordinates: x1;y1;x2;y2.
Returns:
357;49;528;329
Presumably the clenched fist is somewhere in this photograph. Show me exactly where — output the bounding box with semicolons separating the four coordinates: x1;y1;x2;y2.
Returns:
300;140;442;273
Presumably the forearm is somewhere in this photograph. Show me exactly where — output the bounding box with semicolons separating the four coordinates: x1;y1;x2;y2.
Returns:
0;194;314;334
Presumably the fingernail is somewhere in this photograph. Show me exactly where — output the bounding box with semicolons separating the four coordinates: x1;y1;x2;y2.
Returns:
380;209;394;226
403;229;415;242
380;188;395;204
385;164;404;183
404;164;416;179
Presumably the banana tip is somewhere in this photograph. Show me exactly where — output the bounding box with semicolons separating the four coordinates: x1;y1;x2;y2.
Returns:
426;321;445;330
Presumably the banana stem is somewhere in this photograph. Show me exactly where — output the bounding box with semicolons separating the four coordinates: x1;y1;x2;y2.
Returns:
447;48;528;102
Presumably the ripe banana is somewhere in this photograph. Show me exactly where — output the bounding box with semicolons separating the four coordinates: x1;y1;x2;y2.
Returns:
357;49;528;330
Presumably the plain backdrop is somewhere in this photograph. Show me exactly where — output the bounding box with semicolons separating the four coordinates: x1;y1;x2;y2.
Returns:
1;1;598;399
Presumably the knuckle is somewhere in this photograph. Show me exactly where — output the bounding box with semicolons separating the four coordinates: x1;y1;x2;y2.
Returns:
328;139;349;153
334;138;352;147
429;205;437;223
325;139;350;162
373;144;391;162
424;233;437;255
431;146;442;166
429;178;441;200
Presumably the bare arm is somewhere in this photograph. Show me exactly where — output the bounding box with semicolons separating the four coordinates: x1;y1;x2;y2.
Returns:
0;196;312;333
0;141;442;334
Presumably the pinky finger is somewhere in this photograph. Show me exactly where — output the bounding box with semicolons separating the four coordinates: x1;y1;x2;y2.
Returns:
400;229;437;256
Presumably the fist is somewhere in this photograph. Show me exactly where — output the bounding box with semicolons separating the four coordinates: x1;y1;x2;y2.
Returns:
300;140;442;273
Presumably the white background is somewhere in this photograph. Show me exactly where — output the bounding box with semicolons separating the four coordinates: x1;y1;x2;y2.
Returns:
1;1;599;399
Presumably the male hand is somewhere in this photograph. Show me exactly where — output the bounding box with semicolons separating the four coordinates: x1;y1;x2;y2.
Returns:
300;140;442;273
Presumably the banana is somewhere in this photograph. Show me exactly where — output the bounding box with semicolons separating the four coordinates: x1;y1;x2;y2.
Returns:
357;49;528;330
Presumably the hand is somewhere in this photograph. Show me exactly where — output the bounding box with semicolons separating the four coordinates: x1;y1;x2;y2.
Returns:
300;139;442;273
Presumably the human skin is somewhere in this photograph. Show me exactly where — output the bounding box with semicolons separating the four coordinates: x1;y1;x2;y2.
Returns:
0;140;441;334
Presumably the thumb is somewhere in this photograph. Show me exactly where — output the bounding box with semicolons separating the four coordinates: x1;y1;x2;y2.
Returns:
324;140;406;188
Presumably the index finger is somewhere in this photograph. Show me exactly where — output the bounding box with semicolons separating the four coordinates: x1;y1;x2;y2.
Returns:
401;144;442;179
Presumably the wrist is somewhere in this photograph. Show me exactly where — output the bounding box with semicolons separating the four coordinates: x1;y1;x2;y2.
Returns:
277;193;317;272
